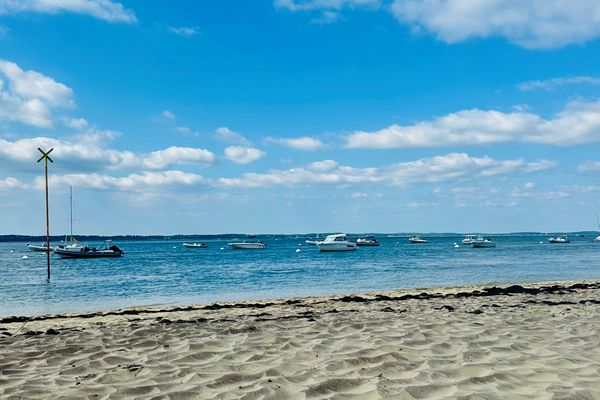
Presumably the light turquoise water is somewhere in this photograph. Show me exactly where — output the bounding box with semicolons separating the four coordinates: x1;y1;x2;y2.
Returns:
2;234;600;316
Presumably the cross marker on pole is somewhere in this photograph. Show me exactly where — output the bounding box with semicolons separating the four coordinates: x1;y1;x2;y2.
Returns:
37;147;54;280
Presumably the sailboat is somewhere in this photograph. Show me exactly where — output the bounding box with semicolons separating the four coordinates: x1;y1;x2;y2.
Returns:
55;186;86;251
596;215;600;241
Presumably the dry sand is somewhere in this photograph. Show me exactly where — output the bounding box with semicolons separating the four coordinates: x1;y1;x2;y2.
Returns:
2;281;600;399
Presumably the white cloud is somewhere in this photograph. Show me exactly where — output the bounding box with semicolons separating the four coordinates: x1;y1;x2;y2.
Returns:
0;133;216;171
224;146;266;164
345;100;600;149
307;159;338;171
518;76;600;91
0;0;136;23
0;60;74;127
578;160;600;172
217;153;556;188
168;26;200;36
268;136;325;151
0;177;26;189
391;0;600;49
215;127;252;146
62;117;89;129
36;170;203;191
161;110;176;120
275;0;380;23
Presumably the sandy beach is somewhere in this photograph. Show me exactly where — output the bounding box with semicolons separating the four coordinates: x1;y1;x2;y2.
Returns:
2;281;600;399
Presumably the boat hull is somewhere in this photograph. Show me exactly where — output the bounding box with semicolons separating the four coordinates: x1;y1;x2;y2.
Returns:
409;240;428;244
317;243;357;251
356;241;379;247
228;243;266;249
54;249;123;258
27;244;51;252
183;243;207;248
471;242;496;248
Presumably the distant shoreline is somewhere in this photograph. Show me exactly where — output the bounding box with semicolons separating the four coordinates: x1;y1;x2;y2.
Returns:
2;231;599;242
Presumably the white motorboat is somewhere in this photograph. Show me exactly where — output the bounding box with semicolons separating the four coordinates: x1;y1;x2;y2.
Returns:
183;242;208;248
548;235;570;244
228;241;266;249
408;235;428;244
356;236;379;246
316;234;357;252
26;243;51;252
462;235;477;245
471;236;496;248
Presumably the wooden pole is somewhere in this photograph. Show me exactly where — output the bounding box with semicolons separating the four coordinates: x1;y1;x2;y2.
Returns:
37;147;54;281
45;158;50;280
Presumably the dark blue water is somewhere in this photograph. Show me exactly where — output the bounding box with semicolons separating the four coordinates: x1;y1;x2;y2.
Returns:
2;234;600;316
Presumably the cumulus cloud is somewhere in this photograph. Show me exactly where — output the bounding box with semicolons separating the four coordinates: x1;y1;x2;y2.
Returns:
215;127;252;146
224;146;266;164
35;170;203;191
267;136;325;151
0;60;74;127
345;100;600;149
217;153;556;188
0;133;216;171
391;0;600;49
518;76;600;91
0;0;137;23
168;26;200;36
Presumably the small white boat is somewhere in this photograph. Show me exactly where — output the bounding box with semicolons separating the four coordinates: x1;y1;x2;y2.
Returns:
408;235;428;244
228;241;266;249
183;242;208;248
356;236;379;246
548;235;570;244
462;235;476;245
316;234;357;252
471;236;496;248
26;243;51;252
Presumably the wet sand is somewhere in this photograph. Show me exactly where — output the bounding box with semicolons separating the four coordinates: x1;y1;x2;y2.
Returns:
1;281;600;399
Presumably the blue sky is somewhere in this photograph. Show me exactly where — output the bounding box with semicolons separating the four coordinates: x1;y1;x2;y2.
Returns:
2;0;600;234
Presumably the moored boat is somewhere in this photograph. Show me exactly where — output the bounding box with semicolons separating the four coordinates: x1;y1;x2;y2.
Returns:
356;236;379;246
471;236;496;248
54;240;125;258
408;235;428;244
548;235;570;244
316;234;357;252
26;243;52;252
228;241;266;249
183;242;208;248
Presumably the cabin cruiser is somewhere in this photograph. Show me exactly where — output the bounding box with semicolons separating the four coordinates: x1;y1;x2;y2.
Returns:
316;234;357;252
408;235;428;244
356;236;379;246
462;235;477;245
548;235;570;244
54;240;125;258
471;236;496;248
182;242;208;248
228;241;266;249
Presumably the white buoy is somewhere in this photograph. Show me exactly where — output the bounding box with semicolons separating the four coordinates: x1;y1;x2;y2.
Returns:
453;242;458;246
539;241;543;244
296;248;302;253
21;255;29;260
220;247;225;250
454;244;460;248
10;250;14;253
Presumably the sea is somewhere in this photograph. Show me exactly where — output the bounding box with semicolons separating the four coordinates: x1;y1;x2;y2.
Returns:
2;233;600;316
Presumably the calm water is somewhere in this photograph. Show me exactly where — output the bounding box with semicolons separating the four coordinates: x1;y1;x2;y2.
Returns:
2;234;600;316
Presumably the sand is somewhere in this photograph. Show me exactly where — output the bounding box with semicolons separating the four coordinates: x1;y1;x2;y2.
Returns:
2;281;600;399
